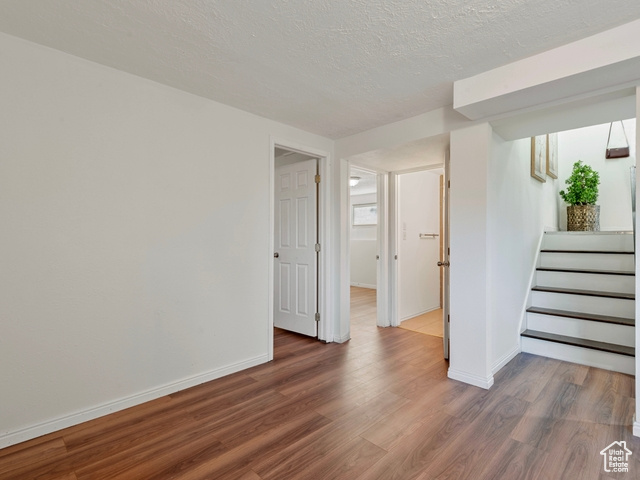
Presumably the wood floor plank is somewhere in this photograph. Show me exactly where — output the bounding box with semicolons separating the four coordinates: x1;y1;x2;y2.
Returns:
510;378;580;451
0;438;67;478
474;439;547;480
0;286;636;480
415;394;529;479
356;411;469;480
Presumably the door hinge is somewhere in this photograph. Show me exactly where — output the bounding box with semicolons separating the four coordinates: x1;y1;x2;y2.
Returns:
315;174;321;184
448;247;450;255
448;180;450;188
315;243;321;252
447;315;450;323
315;312;320;322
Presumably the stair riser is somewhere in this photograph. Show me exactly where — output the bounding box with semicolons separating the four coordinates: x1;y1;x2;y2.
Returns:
521;337;635;375
531;290;635;318
536;270;635;294
539;252;634;272
526;313;635;347
542;233;633;252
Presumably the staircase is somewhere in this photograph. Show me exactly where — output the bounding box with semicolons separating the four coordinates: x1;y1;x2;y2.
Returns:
521;231;635;375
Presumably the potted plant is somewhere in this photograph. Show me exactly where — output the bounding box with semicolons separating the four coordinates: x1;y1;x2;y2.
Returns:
559;160;601;231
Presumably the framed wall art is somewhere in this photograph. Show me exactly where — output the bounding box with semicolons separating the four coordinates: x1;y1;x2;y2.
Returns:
531;135;547;183
546;133;558;179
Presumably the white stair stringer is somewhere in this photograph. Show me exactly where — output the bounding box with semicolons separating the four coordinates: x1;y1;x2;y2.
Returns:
522;231;635;375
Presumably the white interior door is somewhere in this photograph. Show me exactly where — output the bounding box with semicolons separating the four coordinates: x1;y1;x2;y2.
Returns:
442;150;451;359
274;158;318;337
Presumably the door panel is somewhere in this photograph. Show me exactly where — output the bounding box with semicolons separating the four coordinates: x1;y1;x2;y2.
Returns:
274;159;318;337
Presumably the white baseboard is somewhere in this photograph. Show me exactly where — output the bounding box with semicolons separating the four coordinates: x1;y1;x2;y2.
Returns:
400;306;441;322
334;332;351;343
634;415;640;438
492;345;521;375
447;368;494;390
0;354;269;449
350;282;376;289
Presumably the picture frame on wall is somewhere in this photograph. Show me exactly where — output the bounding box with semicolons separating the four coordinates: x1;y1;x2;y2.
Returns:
546;133;558;179
352;203;377;226
531;135;547;183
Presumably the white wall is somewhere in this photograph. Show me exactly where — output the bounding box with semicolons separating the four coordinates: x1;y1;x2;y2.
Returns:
0;32;333;447
350;193;377;288
449;123;493;388
487;133;559;371
557;119;637;231
398;171;441;320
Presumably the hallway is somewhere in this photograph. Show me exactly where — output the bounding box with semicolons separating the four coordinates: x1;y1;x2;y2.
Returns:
350;286;443;338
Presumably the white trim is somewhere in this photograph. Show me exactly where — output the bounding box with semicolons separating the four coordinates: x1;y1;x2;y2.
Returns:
393;162;445;176
0;354;269;449
447;368;495;390
519;230;546;334
389;173;400;327
351;282;376;289
269;137;333;344
492;345;521;375
339;158;351;343
400;307;441;323
634;415;640;437
376;172;390;327
333;332;351;343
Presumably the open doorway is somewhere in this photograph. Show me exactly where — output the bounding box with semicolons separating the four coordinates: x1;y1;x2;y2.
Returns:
396;168;444;338
344;134;450;356
348;166;380;338
269;139;332;360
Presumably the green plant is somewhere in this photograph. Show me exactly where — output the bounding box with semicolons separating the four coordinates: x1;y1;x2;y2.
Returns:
559;161;600;205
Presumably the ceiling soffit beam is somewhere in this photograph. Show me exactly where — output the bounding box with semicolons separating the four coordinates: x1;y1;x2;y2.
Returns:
453;19;640;121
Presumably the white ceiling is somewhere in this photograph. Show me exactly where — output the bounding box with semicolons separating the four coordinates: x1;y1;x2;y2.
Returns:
350;168;377;197
348;134;449;172
0;1;639;139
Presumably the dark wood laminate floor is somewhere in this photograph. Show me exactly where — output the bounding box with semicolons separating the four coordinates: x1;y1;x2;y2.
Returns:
1;287;638;479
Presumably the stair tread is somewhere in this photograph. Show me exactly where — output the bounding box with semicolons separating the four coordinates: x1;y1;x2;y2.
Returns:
537;267;634;276
526;306;635;326
532;285;635;300
521;330;635;357
541;249;634;254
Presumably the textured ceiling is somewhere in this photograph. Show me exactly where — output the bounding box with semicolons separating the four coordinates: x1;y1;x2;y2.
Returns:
349;134;449;172
0;1;639;139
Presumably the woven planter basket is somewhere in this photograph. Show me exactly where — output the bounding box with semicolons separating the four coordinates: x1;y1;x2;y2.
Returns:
567;205;600;231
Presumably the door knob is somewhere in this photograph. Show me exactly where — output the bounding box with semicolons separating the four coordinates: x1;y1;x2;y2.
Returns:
274;252;279;258
437;261;450;267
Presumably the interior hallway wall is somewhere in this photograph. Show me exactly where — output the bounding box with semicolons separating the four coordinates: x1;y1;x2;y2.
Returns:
487;133;559;371
0;32;333;447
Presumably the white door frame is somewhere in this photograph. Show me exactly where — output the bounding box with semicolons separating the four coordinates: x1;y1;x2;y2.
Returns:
340;150;450;340
390;163;445;328
269;137;332;360
347;163;391;328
